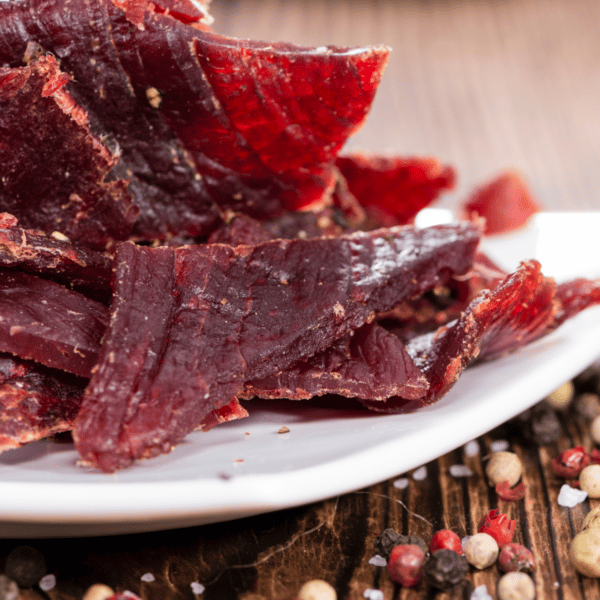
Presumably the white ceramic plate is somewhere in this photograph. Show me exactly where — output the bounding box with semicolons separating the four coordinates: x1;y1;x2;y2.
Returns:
2;211;600;537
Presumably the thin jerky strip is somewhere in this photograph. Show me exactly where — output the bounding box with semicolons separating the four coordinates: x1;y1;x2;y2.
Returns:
0;269;109;378
75;223;480;472
0;353;85;452
0;55;136;250
241;322;428;401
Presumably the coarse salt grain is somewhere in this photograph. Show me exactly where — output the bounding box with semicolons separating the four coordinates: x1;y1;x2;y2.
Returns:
450;464;474;478
363;589;384;600
471;584;493;600
369;554;387;567
140;573;155;583
393;477;409;489
191;582;205;595
558;484;588;507
39;573;57;592
412;466;427;481
491;440;510;452
464;440;480;457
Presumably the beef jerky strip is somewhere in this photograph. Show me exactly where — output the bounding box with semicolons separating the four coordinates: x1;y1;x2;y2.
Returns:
0;55;136;251
0;269;109;378
240;322;428;402
74;222;480;472
0;213;112;302
0;353;85;452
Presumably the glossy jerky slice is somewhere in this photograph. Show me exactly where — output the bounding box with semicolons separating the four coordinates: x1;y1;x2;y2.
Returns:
74;223;480;472
0;269;109;378
334;154;456;227
241;322;428;401
0;214;112;301
0;353;85;452
0;55;136;251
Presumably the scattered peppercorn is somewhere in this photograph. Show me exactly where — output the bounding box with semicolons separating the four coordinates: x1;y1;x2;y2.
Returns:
423;549;468;590
551;446;591;479
485;451;522;487
477;509;516;547
386;544;425;587
574;392;600;421
570;529;600;577
582;505;600;531
591;415;600;444
579;464;600;498
0;575;18;600
529;403;562;445
545;380;575;410
496;480;526;501
296;579;337;600
82;584;116;600
106;592;144;600
498;543;535;573
429;529;464;555
4;546;46;588
497;572;535;600
373;529;427;559
463;533;499;569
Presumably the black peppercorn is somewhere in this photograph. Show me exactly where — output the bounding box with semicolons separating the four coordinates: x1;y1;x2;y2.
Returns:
4;545;46;588
529;404;562;445
373;528;427;559
424;549;468;589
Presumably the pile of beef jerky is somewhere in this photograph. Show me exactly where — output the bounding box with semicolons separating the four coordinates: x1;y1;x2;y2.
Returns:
0;0;599;472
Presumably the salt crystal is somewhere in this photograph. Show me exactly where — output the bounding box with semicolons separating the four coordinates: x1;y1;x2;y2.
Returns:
490;439;509;452
412;466;427;481
449;464;474;478
140;573;155;583
471;584;493;600
557;484;588;507
191;582;205;595
393;477;409;489
39;574;56;592
368;554;387;567
363;589;384;600
464;440;480;457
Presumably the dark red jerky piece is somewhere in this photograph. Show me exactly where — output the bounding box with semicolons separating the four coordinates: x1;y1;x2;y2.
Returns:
0;55;136;251
74;223;480;472
198;398;249;432
0;216;112;302
241;322;428;402
0;353;85;452
0;269;108;378
208;214;274;246
335;154;456;227
553;278;600;327
149;0;213;26
0;0;222;243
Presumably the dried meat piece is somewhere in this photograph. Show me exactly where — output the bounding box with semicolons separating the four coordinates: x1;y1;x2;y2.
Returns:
0;353;85;452
0;269;109;378
553;278;600;327
461;171;542;235
241;322;428;401
334;154;456;227
0;214;112;301
207;213;274;246
198;398;249;432
0;55;137;250
74;223;480;471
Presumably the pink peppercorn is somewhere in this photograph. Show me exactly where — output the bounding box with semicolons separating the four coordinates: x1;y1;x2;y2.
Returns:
496;480;526;502
387;544;426;587
477;509;516;547
429;529;464;555
498;543;535;573
551;447;591;479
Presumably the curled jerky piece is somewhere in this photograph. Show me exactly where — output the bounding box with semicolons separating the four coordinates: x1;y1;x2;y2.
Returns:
0;55;136;250
0;269;109;378
241;322;428;401
74;223;480;472
0;353;85;452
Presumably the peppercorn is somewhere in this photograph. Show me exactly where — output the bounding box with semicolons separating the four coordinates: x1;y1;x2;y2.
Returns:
582;505;600;531
551;446;591;479
485;451;522;487
423;549;468;590
373;529;427;558
82;584;116;600
0;575;18;600
498;543;535;573
529;404;562;445
497;572;535;600
387;544;425;587
106;593;143;600
579;464;600;498
545;380;575;410
477;509;516;547
296;579;336;600
4;545;46;588
575;392;600;421
429;529;464;555
496;480;526;501
570;529;600;577
591;415;600;445
463;533;499;569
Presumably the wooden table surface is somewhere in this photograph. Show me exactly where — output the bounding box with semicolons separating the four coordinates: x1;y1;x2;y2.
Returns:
4;0;600;599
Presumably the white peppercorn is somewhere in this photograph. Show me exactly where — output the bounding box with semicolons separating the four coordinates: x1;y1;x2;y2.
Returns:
545;381;575;410
82;583;116;600
463;533;499;569
297;579;337;600
497;572;535;600
570;529;600;577
591;415;600;445
582;505;600;531
485;451;522;487
579;464;600;498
